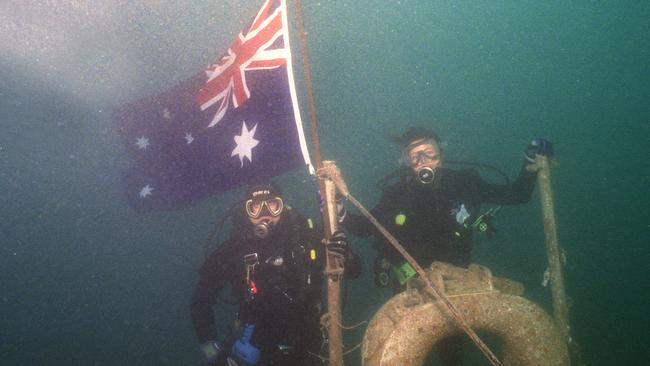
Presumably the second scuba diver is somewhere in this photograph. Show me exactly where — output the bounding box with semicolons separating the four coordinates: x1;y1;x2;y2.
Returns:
338;126;553;366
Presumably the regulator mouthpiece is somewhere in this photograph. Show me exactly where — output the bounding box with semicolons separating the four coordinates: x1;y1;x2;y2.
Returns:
253;221;270;239
417;167;435;184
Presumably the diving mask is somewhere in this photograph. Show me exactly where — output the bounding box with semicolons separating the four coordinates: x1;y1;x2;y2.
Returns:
402;138;441;166
407;149;440;167
245;197;284;219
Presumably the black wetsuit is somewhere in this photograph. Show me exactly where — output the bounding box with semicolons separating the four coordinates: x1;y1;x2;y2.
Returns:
191;208;359;366
345;164;536;269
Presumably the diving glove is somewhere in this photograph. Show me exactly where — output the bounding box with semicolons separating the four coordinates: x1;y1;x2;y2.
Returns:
325;230;351;260
232;324;261;365
524;138;554;163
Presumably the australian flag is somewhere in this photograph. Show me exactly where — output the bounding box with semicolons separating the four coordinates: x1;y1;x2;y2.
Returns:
112;0;312;212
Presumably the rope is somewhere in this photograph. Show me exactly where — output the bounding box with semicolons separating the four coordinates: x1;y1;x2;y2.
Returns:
316;312;369;361
342;342;363;356
338;319;368;331
320;312;368;331
323;267;345;277
445;290;499;298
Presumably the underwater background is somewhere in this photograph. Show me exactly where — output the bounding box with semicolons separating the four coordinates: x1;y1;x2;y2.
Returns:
1;1;648;365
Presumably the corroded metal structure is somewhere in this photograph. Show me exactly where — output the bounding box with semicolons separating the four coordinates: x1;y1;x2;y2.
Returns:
362;262;569;366
535;155;571;342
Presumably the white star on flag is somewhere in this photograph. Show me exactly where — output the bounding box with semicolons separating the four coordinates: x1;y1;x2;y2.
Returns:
184;133;194;144
139;185;153;198
231;121;259;167
136;137;150;150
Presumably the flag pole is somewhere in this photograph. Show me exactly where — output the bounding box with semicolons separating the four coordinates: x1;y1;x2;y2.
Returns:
292;1;345;365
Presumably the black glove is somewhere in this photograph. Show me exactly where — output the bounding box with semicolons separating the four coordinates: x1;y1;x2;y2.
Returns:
524;138;553;163
326;230;351;260
317;191;347;223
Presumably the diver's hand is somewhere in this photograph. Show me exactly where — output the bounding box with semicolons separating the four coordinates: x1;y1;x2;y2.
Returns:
326;230;351;260
231;324;260;365
524;138;554;163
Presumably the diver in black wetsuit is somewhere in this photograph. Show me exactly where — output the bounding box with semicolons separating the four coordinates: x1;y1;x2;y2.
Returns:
340;127;553;366
191;181;360;366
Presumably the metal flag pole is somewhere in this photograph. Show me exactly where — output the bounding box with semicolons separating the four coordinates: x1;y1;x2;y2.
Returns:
293;1;345;365
535;155;572;360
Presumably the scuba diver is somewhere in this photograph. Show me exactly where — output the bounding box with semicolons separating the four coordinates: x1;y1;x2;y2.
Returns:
191;181;361;366
339;127;553;366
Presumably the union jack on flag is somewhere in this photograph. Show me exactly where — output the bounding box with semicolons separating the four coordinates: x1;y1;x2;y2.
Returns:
112;0;312;212
197;0;288;127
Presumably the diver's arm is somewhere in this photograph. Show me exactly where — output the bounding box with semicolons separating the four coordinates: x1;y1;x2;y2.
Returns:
190;246;232;343
477;163;536;205
341;212;374;237
190;276;221;343
344;252;362;279
342;188;399;237
478;138;553;204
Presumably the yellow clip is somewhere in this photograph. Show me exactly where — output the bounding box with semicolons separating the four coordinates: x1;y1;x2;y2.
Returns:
310;249;317;261
395;213;406;226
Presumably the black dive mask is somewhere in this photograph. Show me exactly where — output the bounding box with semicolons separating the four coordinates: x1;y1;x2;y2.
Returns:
416;167;436;184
